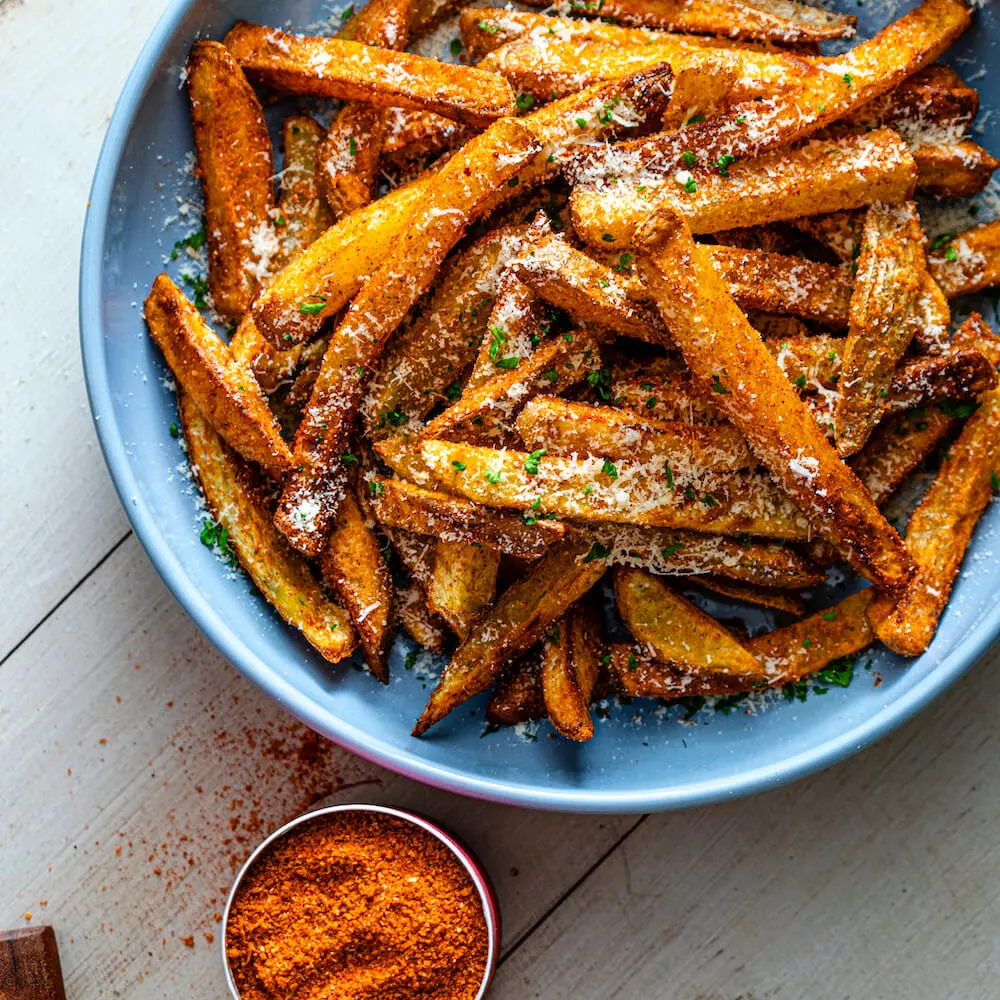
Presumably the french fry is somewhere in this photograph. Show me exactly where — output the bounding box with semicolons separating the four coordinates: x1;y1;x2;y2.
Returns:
278;115;335;255
660;64;739;132
413;539;607;735
886;347;996;412
572;129;917;247
541;598;603;742
614;568;765;679
635;209;914;593
487;654;545;725
610;644;745;699
929;222;1000;298
363;228;515;438
516;397;754;472
869;385;1000;655
690;576;807;616
144;275;292;481
516;0;856;42
229;315;303;395
790;209;865;262
370;479;565;557
835;201;926;457
768;334;844;389
276;119;540;556
185;41;278;323
321;0;411;219
321;487;394;681
508;235;665;342
178;391;355;663
426;541;500;639
402;440;811;539
381;108;473;174
418;327;603;442
913;140;999;197
911;271;951;354
397;583;450;653
225;21;517;127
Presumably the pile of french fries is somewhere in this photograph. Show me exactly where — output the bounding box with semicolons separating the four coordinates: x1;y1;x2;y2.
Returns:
145;0;1000;742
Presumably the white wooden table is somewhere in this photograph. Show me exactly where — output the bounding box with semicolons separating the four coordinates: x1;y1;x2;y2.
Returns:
3;1;1000;997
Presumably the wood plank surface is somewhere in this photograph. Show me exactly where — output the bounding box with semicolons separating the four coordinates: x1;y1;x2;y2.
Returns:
0;537;636;998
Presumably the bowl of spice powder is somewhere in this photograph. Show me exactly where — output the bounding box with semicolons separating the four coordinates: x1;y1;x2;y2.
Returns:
222;804;498;1000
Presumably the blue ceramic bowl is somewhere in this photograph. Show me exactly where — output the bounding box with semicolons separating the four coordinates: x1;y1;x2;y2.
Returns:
81;0;1000;812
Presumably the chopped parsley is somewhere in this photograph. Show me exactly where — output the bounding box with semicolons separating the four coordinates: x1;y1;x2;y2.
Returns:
822;610;837;620
449;37;463;55
484;469;502;484
525;449;546;475
586;368;613;401
168;423;179;439
170;225;206;259
341;453;358;465
348;136;357;157
681;150;697;168
664;463;675;490
683;176;697;194
793;374;807;389
714;153;736;177
575;117;588;129
516;92;536;111
662;543;682;558
992;469;1000;491
582;541;611;563
930;232;955;252
298;295;327;315
477;19;499;33
711;372;729;394
615;253;633;273
938;399;980;419
445;379;462;403
601;233;615;242
452;460;466;472
368;480;384;497
200;520;238;569
601;458;619;479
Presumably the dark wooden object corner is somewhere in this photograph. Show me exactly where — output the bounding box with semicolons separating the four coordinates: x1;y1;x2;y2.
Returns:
0;927;67;1000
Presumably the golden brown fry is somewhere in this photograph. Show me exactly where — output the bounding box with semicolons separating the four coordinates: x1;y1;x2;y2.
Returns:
363;228;515;437
635;208;914;593
426;541;499;640
487;654;545;726
178;391;355;663
887;347;996;412
370;479;565;558
399;438;811;539
660;64;739;131
509;236;665;342
789;209;865;262
276;119;540;556
516;397;753;472
278;115;335;255
225;21;516;127
913;140;1000;197
692;576;807;616
229;315;302;395
835;201;927;457
768;334;844;389
145;275;291;481
414;539;607;735
185;41;277;323
912;271;951;354
541;600;603;742
519;0;855;41
615;568;764;678
870;371;1000;650
572;129;917;247
418;327;603;442
381;108;473;174
929;222;1000;298
706;245;852;329
321;487;393;681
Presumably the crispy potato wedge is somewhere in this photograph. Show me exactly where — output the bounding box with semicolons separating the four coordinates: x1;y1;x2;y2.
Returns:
225;21;516;127
635;209;914;593
426;541;500;640
572;129;917;247
396;439;811;539
870;389;1000;653
615;568;764;678
691;576;807;616
610;644;746;699
278;115;335;255
579;523;826;587
321;486;394;681
419;327;603;442
913;140;999;197
516;397;754;472
276;119;540;555
768;334;844;389
541;599;603;742
660;63;739;131
518;0;855;42
178;391;355;663
487;654;545;726
397;585;450;653
911;271;951;354
381;108;473;174
363;228;515;437
835;201;926;457
229;315;304;395
706;246;852;330
185;41;278;323
929;222;1000;298
371;479;565;558
145;275;292;481
509;236;665;342
413;538;607;735
790;209;865;262
887;347;996;412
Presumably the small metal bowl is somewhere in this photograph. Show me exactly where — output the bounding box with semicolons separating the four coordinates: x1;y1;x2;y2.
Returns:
221;804;501;1000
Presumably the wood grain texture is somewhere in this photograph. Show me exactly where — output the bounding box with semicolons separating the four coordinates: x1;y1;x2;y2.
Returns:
0;926;67;1000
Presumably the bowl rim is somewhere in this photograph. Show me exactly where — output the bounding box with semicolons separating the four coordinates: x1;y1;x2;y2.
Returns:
219;803;499;1000
79;0;1000;814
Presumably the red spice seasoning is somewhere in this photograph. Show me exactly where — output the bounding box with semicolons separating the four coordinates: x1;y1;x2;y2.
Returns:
225;811;490;1000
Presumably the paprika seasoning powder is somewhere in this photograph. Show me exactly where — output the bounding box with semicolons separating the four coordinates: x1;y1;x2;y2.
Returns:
224;807;493;1000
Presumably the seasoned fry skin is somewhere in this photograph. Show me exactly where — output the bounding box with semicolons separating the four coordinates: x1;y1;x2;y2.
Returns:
426;541;499;640
835;201;926;458
225;21;516;127
929;221;1000;298
178;392;355;664
185;41;278;323
541;601;602;743
413;539;607;735
275;119;541;556
614;568;764;680
145;275;291;481
321;487;394;682
691;577;806;616
572;129;917;247
913;141;999;197
635;209;914;594
278;116;335;255
487;654;545;726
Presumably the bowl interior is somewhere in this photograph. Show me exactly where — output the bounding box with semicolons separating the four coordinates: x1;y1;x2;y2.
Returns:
81;0;1000;812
